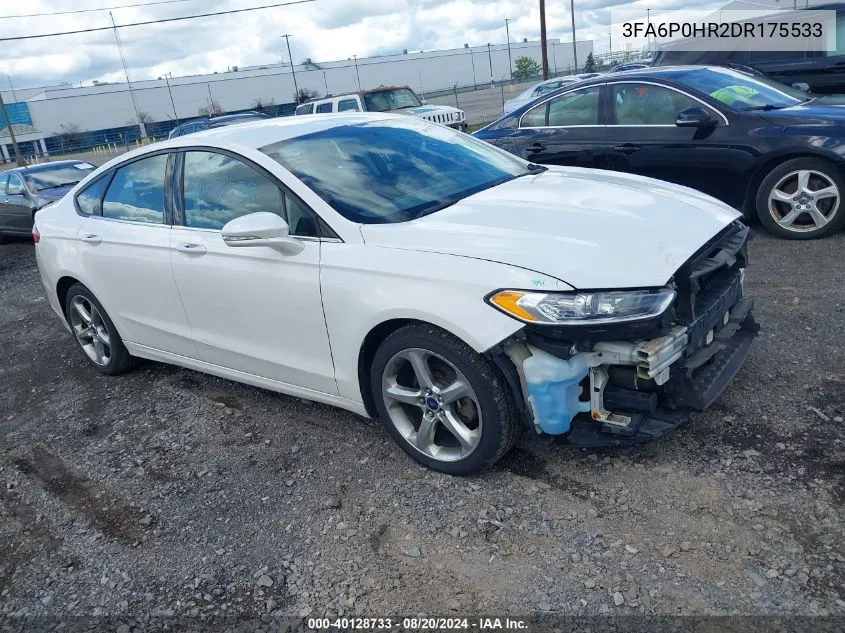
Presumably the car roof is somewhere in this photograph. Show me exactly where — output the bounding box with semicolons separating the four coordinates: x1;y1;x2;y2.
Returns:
3;159;89;174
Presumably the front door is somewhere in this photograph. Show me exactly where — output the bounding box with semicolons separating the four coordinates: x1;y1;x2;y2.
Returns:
600;81;753;208
511;84;607;169
169;149;337;395
75;152;197;357
1;173;34;234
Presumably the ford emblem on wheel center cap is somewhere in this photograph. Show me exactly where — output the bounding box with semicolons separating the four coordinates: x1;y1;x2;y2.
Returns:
425;396;440;411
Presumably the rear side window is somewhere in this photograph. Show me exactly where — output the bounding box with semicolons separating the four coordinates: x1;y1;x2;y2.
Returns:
75;175;111;216
315;103;333;113
338;99;360;112
102;154;169;224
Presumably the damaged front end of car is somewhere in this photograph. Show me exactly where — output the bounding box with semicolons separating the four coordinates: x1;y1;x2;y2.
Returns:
488;220;758;446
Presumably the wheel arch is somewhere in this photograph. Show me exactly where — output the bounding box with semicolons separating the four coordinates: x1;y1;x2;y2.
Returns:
743;148;845;217
357;317;490;419
56;275;82;322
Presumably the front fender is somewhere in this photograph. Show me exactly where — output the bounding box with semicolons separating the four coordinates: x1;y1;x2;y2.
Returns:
320;244;565;403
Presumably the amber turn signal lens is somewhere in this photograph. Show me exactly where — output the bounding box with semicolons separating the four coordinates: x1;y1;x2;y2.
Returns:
488;291;539;322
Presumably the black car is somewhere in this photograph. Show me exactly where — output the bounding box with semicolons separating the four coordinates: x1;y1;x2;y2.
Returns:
0;160;97;242
610;63;651;73
167;112;271;139
474;65;845;239
651;4;845;94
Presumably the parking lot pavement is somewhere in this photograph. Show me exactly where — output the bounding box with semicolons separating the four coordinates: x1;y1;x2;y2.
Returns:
0;229;843;621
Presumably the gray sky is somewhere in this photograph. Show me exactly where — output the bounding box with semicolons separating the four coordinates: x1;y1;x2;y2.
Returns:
0;0;723;89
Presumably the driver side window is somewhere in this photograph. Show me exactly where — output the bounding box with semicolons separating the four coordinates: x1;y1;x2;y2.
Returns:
611;83;704;126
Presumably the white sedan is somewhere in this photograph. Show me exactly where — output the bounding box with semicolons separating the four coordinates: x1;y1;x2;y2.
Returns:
34;113;757;475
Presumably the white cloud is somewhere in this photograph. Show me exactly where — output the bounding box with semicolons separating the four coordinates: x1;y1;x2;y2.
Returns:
0;0;725;88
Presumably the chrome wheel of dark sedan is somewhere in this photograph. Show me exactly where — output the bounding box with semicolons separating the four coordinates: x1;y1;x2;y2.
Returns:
757;158;845;240
768;169;839;233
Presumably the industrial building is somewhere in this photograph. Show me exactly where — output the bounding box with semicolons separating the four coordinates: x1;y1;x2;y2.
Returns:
0;37;592;161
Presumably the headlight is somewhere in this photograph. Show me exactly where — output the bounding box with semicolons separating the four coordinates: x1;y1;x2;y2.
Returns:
487;288;676;325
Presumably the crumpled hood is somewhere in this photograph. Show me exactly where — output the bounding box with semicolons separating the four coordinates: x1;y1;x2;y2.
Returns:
398;104;464;124
360;166;740;289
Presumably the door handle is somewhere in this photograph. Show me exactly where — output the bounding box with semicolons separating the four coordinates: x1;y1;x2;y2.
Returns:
80;233;101;245
177;243;207;255
527;142;547;153
612;144;641;155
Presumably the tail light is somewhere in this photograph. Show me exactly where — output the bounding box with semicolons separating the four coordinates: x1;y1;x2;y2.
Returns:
32;226;40;244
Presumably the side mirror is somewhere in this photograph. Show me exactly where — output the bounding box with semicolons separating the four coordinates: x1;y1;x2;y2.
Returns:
420;98;427;105
6;184;25;196
221;212;304;255
792;82;810;93
676;107;716;128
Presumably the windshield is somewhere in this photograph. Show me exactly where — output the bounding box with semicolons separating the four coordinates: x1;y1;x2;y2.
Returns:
23;163;96;192
362;88;422;112
672;67;807;110
262;118;534;223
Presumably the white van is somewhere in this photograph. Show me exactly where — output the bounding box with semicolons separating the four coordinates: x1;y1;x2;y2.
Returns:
295;85;467;131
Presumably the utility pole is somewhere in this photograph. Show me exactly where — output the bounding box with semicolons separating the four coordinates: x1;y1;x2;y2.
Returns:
570;0;578;72
469;50;477;89
0;91;24;166
487;43;494;84
110;12;146;138
504;19;513;79
282;34;299;100
609;30;612;61
647;9;652;54
539;0;550;79
353;54;361;91
163;72;178;125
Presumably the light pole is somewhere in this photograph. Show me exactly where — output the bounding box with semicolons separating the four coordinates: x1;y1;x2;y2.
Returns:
282;34;299;100
504;19;513;79
322;70;329;95
609;30;612;61
163;72;178;125
540;0;550;79
646;9;652;54
569;0;578;72
110;12;146;138
469;49;477;90
487;43;494;84
353;54;361;91
6;74;18;105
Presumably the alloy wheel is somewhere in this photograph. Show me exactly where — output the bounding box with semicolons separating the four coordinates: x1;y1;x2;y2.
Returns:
768;169;840;233
381;347;483;462
68;296;112;366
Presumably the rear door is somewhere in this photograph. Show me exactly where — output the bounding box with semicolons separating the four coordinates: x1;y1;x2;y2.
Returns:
599;81;752;207
75;151;197;356
510;84;607;169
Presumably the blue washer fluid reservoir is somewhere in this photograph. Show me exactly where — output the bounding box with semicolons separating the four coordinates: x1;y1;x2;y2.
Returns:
522;348;591;435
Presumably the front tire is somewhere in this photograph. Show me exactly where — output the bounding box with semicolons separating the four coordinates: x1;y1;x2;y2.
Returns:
370;323;519;475
755;157;845;239
64;283;135;375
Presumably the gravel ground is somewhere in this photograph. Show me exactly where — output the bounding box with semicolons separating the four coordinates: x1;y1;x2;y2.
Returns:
0;228;843;626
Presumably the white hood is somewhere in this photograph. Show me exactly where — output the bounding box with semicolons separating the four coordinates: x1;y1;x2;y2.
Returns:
360;167;740;289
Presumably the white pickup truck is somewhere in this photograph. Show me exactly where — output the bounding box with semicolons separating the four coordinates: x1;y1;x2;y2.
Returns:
295;85;468;131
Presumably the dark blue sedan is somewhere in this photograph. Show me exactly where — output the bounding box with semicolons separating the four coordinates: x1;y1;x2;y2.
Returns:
474;65;845;239
168;112;271;139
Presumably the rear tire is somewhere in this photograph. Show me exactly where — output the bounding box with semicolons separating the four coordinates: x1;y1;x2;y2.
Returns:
370;323;519;475
755;157;845;239
64;283;135;375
